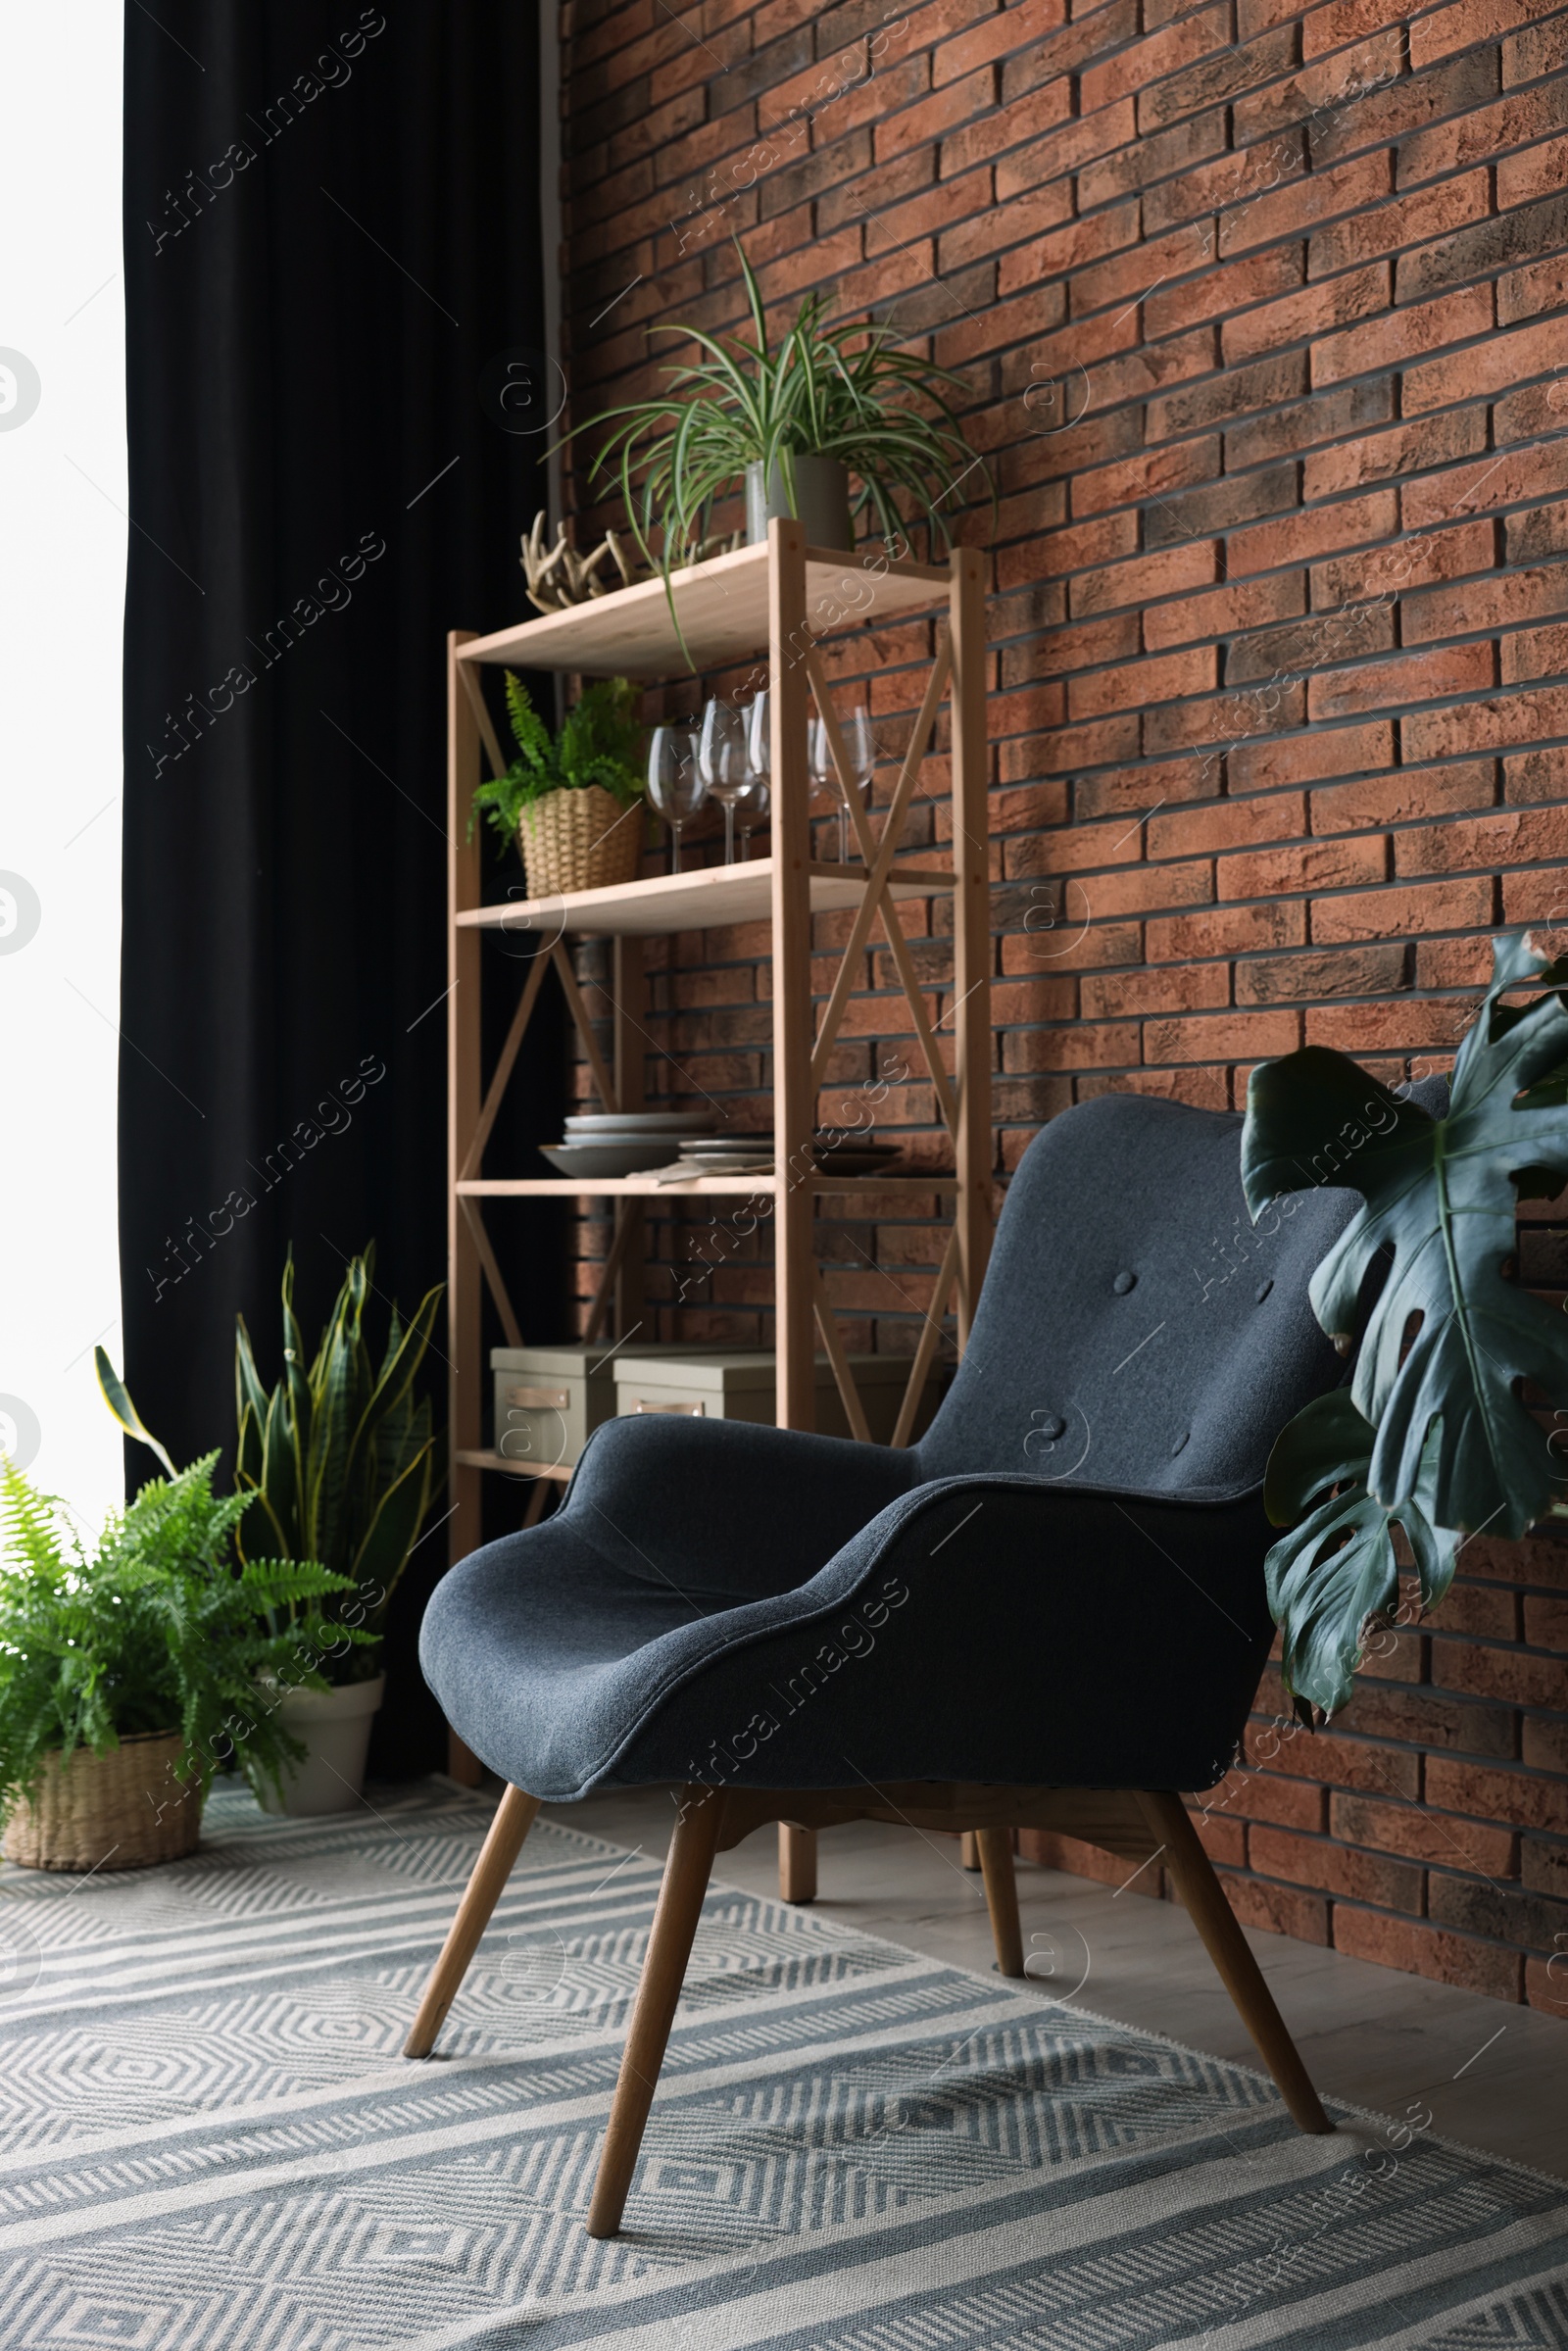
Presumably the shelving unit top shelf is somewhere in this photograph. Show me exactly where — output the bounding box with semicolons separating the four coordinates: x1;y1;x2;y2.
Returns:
456;855;953;939
455;542;949;678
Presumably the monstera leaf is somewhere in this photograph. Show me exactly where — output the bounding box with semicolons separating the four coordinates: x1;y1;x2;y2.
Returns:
1263;1391;1458;1720
1243;933;1568;1540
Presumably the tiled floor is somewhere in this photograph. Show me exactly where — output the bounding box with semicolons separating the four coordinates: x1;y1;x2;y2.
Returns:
538;1785;1568;2180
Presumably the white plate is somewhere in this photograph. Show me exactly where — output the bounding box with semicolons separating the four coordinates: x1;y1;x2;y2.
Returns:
541;1140;683;1178
564;1112;708;1134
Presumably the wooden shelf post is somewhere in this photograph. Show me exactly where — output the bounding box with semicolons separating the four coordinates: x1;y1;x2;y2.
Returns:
612;935;646;1344
950;546;993;1345
447;631;485;1787
768;518;815;1434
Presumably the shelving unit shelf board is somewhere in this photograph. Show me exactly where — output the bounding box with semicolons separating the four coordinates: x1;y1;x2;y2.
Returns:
455;542;949;678
458;857;954;939
457;1174;962;1198
455;1450;573;1481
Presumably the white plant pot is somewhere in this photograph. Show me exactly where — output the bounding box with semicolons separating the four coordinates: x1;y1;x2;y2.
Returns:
259;1675;385;1817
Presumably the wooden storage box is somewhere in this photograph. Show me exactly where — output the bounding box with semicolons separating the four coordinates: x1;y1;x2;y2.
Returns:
612;1350;938;1443
491;1343;756;1472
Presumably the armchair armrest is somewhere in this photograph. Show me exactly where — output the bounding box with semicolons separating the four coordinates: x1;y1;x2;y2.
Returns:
609;1471;1277;1796
564;1411;922;1604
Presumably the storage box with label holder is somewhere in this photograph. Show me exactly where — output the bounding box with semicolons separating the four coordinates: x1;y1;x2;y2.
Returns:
612;1350;938;1443
490;1343;759;1473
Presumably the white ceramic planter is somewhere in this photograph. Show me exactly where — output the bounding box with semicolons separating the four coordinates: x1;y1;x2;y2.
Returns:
260;1674;385;1817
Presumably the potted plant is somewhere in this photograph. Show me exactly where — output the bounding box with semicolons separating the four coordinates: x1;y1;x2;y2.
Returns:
100;1247;444;1817
1243;931;1568;1721
0;1444;358;1871
228;1247;443;1814
470;672;645;899
558;244;991;658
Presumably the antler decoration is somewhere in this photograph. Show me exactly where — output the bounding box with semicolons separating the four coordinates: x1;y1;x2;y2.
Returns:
519;512;744;612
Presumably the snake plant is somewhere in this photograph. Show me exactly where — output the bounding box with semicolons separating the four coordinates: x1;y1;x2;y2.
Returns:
1243;932;1568;1720
232;1247;443;1681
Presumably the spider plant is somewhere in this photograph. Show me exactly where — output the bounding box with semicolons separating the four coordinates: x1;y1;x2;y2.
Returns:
556;244;990;660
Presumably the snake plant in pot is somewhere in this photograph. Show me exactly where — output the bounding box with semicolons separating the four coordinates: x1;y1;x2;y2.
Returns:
222;1247;443;1813
557;243;991;662
1243;931;1568;1724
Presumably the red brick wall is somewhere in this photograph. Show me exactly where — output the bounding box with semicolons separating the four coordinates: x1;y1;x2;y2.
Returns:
556;0;1568;2004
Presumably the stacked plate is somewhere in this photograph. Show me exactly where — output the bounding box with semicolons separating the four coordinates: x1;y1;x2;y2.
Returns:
541;1110;712;1180
654;1131;906;1183
811;1134;905;1180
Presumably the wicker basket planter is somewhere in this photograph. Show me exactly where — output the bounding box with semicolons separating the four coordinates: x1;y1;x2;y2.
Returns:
2;1729;201;1872
519;786;641;899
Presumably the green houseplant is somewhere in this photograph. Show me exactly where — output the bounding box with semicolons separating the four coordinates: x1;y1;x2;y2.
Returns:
0;1445;358;1870
226;1246;444;1813
558;244;991;658
1243;932;1568;1722
469;671;645;898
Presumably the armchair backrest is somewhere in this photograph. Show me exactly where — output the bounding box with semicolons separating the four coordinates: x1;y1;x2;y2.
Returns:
914;1091;1358;1500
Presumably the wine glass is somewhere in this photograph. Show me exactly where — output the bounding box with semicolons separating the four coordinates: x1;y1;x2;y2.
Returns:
746;690;770;788
808;705;876;863
698;699;749;865
646;726;704;873
734;773;769;859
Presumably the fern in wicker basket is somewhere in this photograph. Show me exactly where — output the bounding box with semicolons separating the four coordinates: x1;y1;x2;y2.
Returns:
0;1447;363;1865
469;673;646;897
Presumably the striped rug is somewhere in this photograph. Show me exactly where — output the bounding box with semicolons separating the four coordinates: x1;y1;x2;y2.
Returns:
0;1780;1562;2349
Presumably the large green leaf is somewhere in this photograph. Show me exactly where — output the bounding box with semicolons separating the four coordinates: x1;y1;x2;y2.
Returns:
349;1445;433;1632
94;1348;176;1478
340;1280;442;1512
1243;932;1568;1538
1263;1391;1459;1719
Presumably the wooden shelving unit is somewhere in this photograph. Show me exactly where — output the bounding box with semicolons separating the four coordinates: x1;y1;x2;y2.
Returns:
444;521;993;1887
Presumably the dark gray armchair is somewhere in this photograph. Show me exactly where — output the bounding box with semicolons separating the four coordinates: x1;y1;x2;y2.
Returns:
409;1092;1359;2234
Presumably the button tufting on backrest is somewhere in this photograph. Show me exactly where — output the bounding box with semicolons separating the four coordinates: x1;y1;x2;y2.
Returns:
914;1092;1363;1501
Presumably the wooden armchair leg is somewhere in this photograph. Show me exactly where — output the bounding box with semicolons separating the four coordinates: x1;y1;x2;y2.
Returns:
778;1822;816;1903
588;1787;723;2238
975;1827;1026;1978
404;1785;541;2058
1137;1789;1333;2135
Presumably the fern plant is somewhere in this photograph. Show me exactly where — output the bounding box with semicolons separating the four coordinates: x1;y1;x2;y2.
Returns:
469;673;644;857
0;1452;363;1824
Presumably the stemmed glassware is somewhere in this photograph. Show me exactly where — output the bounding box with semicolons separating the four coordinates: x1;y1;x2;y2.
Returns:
733;772;769;859
746;690;770;793
646;726;704;873
808;705;876;863
698;699;751;865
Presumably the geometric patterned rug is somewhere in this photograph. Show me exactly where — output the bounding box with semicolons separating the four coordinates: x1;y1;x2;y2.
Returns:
0;1780;1563;2350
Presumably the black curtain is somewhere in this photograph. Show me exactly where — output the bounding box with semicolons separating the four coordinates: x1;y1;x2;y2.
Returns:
122;4;566;1772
